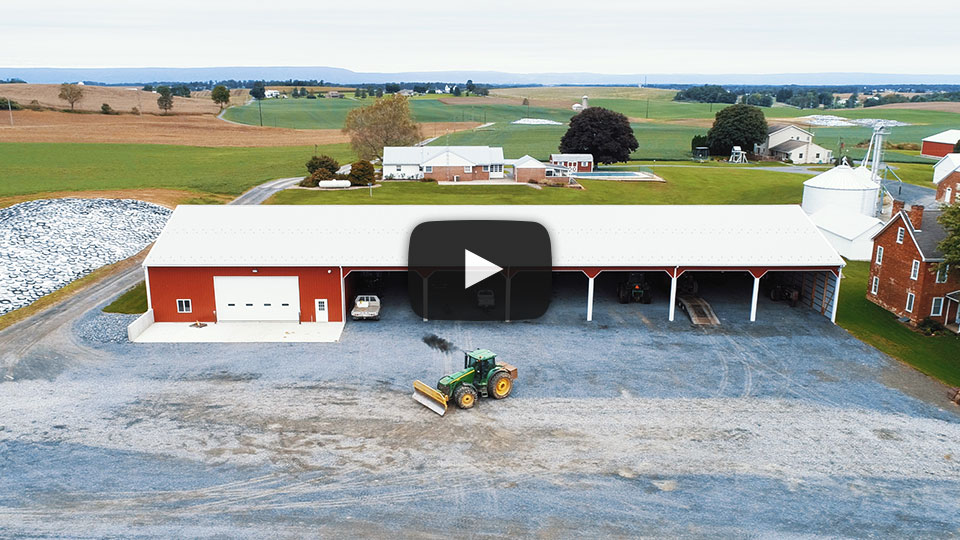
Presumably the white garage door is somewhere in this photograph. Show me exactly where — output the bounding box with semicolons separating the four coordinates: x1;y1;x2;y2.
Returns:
214;276;300;321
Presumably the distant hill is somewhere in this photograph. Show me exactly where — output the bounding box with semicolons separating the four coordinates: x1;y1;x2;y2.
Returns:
2;66;960;86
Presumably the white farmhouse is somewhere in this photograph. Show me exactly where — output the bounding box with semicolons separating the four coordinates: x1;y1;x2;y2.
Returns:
755;125;833;164
382;146;505;182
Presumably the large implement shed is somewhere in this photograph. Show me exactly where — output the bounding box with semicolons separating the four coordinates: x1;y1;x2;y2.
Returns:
131;205;844;342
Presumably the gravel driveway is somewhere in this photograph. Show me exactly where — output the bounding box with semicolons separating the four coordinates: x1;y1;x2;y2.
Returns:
1;273;958;537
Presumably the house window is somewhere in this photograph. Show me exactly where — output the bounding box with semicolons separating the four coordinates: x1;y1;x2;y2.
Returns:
815;153;821;159
581;161;588;166
176;299;192;313
906;292;915;313
936;265;949;284
482;165;490;172
896;227;904;244
395;166;401;172
464;166;471;173
910;260;920;280
875;246;883;264
871;276;879;295
798;153;804;159
424;165;432;173
931;297;944;317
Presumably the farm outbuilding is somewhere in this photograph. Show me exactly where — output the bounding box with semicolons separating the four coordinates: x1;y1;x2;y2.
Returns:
128;205;845;342
921;130;960;158
801;164;883;260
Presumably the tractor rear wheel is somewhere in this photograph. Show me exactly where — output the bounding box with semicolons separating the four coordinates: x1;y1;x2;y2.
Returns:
454;384;478;409
488;371;512;399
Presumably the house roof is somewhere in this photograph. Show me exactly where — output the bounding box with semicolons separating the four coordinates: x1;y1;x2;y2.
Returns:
144;205;844;269
508;155;546;169
768;124;813;137
933;154;960;184
803;165;878;191
550;153;593;162
922;129;960;145
873;209;947;261
808;205;883;241
770;140;809;152
383;146;505;166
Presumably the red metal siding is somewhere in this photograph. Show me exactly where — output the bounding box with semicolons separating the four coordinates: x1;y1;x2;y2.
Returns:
148;266;343;323
922;141;956;158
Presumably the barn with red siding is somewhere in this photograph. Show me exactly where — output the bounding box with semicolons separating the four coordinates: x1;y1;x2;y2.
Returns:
129;205;845;342
921;130;960;158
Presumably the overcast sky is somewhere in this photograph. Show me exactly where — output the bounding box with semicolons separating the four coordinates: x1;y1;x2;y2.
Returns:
2;0;958;74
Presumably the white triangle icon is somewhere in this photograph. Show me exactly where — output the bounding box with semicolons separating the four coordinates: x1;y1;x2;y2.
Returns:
464;249;502;289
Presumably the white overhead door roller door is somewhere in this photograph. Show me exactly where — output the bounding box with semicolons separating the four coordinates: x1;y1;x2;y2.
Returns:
214;276;300;321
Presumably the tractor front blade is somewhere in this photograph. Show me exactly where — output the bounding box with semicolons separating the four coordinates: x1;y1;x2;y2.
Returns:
412;380;447;416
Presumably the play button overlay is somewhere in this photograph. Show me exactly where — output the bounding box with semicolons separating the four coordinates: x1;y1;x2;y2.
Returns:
464;249;502;289
408;220;551;321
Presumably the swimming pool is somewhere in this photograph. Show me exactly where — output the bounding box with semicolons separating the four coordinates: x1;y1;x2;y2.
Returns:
572;171;661;181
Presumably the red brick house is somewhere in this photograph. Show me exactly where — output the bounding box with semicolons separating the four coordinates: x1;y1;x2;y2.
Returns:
867;201;959;332
550;153;594;173
937;171;959;206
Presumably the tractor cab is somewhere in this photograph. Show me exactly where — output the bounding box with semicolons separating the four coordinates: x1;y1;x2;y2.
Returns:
465;348;497;379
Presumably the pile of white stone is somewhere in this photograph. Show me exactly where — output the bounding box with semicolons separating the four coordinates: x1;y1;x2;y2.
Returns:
798;115;911;128
0;198;171;315
511;118;563;125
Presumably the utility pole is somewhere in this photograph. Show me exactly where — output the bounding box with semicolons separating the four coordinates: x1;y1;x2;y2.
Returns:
645;99;650;119
258;98;263;127
7;97;12;127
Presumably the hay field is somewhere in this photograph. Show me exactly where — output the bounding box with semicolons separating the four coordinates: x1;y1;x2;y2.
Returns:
0;110;478;147
0;84;246;114
868;101;960;114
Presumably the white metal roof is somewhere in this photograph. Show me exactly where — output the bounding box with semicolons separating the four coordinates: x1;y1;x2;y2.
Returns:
144;205;844;269
933;153;960;184
551;153;593;162
922;129;960;145
803;165;878;191
382;146;504;166
808;205;883;241
510;155;546;169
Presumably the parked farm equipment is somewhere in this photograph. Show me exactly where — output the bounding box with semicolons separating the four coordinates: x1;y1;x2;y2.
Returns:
412;349;518;416
617;273;652;304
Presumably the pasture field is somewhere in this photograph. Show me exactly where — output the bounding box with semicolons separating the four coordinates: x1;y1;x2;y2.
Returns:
0;142;353;200
490;86;677;101
430;122;704;161
221;96;572;129
269;166;810;205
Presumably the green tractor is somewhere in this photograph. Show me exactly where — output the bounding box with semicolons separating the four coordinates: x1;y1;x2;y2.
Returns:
412;349;518;416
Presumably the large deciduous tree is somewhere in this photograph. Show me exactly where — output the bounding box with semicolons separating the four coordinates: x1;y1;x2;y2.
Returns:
559;107;638;164
211;85;231;110
58;83;84;111
706;104;768;157
156;86;174;114
343;94;421;160
250;81;266;100
938;203;960;274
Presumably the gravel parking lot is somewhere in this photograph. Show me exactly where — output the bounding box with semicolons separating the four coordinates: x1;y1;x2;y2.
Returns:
1;273;959;537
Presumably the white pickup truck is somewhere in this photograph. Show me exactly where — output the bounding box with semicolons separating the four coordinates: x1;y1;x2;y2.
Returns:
350;295;381;321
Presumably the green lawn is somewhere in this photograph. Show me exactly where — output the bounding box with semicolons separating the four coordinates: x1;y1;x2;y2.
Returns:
429;122;704;161
269;166;810;205
0;142;355;198
837;261;960;387
103;282;147;314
